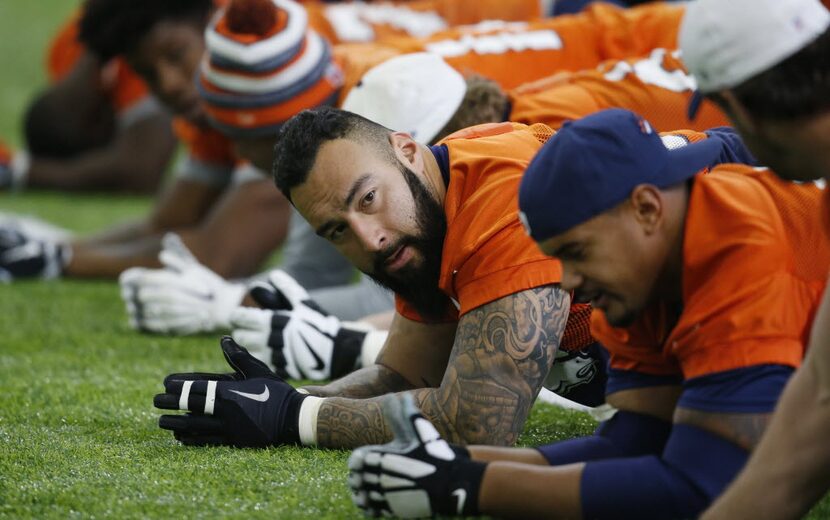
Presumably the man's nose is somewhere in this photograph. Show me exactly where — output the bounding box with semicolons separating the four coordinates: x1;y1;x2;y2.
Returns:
352;218;387;253
156;62;186;99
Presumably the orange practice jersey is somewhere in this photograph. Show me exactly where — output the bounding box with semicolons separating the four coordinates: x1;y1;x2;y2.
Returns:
509;48;730;131
592;165;830;381
345;2;685;90
305;0;541;45
47;13;149;113
395;122;594;351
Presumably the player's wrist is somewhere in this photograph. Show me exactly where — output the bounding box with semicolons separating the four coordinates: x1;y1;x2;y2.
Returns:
297;395;325;446
215;282;248;329
443;458;488;516
10;150;30;189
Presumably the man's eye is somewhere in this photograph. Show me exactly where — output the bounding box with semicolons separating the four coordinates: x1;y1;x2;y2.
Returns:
330;224;347;241
361;190;376;208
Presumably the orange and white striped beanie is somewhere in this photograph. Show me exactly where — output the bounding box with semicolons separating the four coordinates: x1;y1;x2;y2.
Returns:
199;0;344;137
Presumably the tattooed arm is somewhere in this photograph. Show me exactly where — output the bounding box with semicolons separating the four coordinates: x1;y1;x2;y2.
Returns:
313;285;570;449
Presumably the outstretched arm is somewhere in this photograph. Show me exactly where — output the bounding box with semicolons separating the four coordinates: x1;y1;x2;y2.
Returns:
702;295;830;520
313;285;569;448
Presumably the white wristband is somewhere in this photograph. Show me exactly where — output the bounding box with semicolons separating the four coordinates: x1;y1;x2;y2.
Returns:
360;330;388;368
11;150;30;189
298;396;325;446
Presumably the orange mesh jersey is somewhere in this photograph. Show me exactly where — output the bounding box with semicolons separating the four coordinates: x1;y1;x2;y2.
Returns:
305;0;541;45
591;165;830;380
47;13;149;113
509;48;730;131
395;122;594;351
346;2;685;90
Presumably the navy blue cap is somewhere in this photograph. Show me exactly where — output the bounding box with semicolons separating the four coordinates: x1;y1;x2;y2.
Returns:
518;108;724;241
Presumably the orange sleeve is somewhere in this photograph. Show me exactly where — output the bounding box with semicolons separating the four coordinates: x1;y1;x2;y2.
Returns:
172;119;237;167
431;0;541;25
669;167;818;379
824;188;830;243
418;2;685;90
509;74;603;129
46;14;85;82
46;13;149;113
509;49;730;132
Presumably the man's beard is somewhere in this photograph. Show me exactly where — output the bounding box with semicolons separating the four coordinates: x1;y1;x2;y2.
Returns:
364;161;450;321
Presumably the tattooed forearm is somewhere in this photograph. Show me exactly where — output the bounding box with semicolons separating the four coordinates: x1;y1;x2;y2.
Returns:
301;364;416;398
315;388;432;447
424;284;570;446
314;285;570;448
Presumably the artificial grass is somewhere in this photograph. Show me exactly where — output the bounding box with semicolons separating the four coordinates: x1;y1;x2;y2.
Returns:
0;261;595;519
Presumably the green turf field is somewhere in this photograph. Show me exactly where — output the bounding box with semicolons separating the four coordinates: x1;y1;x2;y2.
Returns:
1;2;830;519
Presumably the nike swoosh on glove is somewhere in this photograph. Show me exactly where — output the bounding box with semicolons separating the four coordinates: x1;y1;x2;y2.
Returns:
0;227;70;282
347;394;487;518
154;336;307;447
230;269;368;381
119;233;246;335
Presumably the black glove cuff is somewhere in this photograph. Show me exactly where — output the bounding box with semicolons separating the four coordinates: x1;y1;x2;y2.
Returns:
278;390;309;445
331;328;367;379
447;459;488;516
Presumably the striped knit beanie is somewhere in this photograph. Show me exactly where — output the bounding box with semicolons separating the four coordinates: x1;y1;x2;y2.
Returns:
199;0;344;137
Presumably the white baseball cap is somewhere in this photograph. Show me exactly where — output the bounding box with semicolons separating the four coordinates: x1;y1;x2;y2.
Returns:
341;52;467;144
681;0;830;97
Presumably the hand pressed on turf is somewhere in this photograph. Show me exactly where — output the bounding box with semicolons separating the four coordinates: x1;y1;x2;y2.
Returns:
154;336;307;447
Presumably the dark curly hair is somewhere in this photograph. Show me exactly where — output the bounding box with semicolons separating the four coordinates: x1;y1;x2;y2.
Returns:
79;0;213;60
712;28;830;121
272;107;394;202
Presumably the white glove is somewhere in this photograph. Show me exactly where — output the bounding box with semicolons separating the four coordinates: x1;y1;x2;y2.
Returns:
119;233;246;335
348;394;487;518
0;226;70;282
229;269;372;381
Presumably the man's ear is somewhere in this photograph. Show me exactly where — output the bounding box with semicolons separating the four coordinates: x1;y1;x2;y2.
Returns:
389;132;420;168
629;184;664;235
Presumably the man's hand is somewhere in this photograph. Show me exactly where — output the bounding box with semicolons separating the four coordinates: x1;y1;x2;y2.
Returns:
0;227;70;282
230;269;370;381
119;233;247;335
348;394;487;518
153;336;308;447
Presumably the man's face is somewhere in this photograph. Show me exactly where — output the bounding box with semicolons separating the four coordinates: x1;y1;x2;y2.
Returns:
128;19;207;125
537;204;668;327
715;94;826;182
291;137;449;319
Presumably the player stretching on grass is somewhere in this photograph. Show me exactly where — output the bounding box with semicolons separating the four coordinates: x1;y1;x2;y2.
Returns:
678;0;830;517
152;106;759;454
345;109;829;519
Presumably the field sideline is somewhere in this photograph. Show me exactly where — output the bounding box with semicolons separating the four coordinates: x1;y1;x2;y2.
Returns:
1;1;829;518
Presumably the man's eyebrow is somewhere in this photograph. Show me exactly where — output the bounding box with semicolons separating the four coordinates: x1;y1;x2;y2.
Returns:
314;174;374;237
344;174;373;208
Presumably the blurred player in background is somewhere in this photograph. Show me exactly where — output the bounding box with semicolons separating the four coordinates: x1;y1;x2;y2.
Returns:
679;0;830;517
0;12;175;193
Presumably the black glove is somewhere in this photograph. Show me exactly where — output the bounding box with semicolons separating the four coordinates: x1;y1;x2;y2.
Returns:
154;336;308;447
0;227;70;281
348;394;487;518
